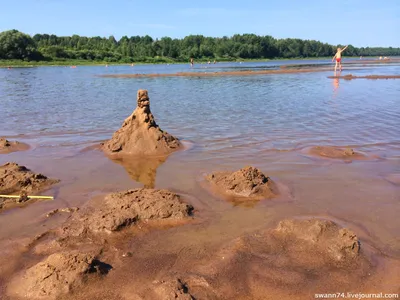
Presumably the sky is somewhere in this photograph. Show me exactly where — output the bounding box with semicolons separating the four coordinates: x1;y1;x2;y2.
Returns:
1;0;399;47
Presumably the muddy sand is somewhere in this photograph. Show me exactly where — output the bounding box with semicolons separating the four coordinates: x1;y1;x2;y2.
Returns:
60;188;193;237
205;166;279;201
102;89;181;157
185;218;374;299
8;216;399;300
0;138;29;154
307;146;372;161
0;162;59;210
4;188;194;299
7;251;111;300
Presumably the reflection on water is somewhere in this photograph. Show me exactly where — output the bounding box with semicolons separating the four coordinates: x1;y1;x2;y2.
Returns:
332;74;340;98
111;156;166;188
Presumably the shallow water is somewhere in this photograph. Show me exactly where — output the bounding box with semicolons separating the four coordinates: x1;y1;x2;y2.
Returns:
0;61;399;298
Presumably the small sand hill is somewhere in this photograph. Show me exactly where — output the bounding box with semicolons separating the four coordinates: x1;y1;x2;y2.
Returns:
7;250;111;300
206;166;278;200
102;90;181;156
309;146;366;160
0;162;59;209
61;188;193;236
0;138;29;154
0;163;59;195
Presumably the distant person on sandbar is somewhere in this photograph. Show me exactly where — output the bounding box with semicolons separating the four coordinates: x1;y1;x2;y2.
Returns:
332;45;348;72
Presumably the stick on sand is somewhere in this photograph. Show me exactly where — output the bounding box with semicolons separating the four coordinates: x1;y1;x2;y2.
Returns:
0;195;54;200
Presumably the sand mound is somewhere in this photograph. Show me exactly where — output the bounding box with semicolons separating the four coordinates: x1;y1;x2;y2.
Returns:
0;138;29;154
0;162;59;209
8;251;111;300
192;218;372;298
205;166;278;200
308;146;366;160
274;219;360;262
62;188;193;236
102;90;181;156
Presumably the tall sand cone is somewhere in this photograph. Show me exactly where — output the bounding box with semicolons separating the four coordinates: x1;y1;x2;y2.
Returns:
102;90;181;156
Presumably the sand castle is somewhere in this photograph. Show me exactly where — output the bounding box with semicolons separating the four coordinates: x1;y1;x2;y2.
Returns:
0;138;29;154
206;166;279;200
102;90;181;156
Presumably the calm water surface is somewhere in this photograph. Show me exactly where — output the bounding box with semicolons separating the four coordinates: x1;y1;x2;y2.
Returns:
0;61;399;260
1;61;399;152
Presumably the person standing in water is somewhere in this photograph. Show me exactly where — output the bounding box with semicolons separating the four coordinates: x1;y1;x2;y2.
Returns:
332;45;348;72
190;57;194;67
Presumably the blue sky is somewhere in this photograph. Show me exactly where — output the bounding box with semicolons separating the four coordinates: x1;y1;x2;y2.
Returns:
1;0;399;47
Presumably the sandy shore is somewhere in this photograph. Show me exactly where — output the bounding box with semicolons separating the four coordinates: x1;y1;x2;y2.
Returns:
98;66;400;79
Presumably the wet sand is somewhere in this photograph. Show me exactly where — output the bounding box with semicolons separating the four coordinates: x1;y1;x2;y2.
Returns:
0;139;30;154
0;139;399;299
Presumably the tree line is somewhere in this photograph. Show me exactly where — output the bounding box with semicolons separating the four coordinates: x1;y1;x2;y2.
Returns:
1;29;399;63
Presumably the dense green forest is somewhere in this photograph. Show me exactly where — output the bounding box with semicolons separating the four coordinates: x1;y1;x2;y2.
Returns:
0;29;399;64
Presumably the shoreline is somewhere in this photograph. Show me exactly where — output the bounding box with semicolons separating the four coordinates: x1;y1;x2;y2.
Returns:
98;68;400;79
1;56;399;68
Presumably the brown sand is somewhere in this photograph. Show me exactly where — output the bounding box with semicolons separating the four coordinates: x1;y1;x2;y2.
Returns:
7;250;111;300
61;188;193;236
205;166;279;201
3;188;194;299
328;74;400;80
180;218;376;299
32;217;395;300
102;90;181;156
0;138;29;154
0;162;59;210
152;278;194;300
308;146;369;161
